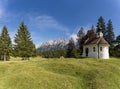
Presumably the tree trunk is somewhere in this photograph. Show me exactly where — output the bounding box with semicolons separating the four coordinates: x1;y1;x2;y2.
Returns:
4;54;6;61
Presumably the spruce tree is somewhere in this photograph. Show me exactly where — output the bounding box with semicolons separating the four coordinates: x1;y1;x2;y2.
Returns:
66;38;77;58
86;26;96;39
0;26;12;61
77;27;85;55
96;16;106;38
77;27;85;40
14;22;36;60
91;25;95;32
116;35;120;45
106;19;115;45
114;35;120;57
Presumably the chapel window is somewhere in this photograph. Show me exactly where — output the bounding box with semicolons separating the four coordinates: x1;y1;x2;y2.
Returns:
100;47;102;51
93;47;95;52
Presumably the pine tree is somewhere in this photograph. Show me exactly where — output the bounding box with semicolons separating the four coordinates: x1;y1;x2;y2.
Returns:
106;20;115;45
77;27;85;40
0;26;12;61
86;26;96;39
91;25;95;32
114;35;120;57
114;44;120;57
14;22;36;60
116;35;120;45
66;38;77;58
96;16;106;38
77;27;85;55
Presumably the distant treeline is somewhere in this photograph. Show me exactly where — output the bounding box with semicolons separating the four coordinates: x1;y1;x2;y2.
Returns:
38;50;67;58
37;49;80;58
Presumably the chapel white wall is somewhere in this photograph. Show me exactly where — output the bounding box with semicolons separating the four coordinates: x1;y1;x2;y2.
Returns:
82;44;109;59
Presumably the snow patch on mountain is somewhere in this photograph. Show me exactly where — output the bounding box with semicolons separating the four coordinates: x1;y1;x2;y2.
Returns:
37;39;69;52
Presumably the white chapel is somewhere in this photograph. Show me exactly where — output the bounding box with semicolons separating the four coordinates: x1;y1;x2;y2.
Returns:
82;31;109;59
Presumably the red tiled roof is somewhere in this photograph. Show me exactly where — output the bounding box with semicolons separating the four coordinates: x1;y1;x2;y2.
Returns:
84;37;109;45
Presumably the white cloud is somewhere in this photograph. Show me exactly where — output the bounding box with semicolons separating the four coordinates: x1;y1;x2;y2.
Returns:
0;0;27;24
9;30;16;44
70;34;78;43
32;15;58;27
29;15;70;35
0;0;14;23
0;1;6;18
69;24;94;43
0;7;4;17
74;24;96;35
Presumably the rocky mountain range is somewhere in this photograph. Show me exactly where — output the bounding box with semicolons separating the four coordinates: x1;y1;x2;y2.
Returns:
37;39;69;52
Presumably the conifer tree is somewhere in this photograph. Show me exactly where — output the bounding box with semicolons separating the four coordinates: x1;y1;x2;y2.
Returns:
106;19;115;45
14;22;36;60
114;35;120;57
0;26;12;61
91;25;95;32
86;26;96;39
116;35;120;45
96;16;107;38
77;27;85;40
77;27;85;55
66;38;77;58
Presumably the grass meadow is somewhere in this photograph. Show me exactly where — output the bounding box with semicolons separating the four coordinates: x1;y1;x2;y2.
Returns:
0;57;120;89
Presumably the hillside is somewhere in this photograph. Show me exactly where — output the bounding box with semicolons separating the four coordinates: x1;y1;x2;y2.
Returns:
0;57;120;89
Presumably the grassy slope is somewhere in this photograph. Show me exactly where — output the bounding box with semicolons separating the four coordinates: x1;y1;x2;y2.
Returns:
0;57;120;89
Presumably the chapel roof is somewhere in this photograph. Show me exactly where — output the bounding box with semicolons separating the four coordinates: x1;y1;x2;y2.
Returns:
84;37;109;45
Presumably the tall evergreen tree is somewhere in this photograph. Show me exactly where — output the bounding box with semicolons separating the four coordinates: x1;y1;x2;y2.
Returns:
77;27;85;40
114;35;120;57
106;19;115;45
14;22;36;60
96;16;106;38
116;35;120;45
77;27;85;55
66;38;77;58
86;26;96;39
91;25;95;32
0;26;12;61
105;20;115;57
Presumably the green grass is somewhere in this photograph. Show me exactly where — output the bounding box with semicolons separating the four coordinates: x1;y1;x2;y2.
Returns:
0;57;120;89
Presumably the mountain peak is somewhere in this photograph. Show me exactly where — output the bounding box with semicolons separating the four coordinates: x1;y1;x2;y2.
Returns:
37;38;69;52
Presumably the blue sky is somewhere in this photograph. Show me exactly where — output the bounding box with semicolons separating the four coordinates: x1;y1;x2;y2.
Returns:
0;0;120;47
